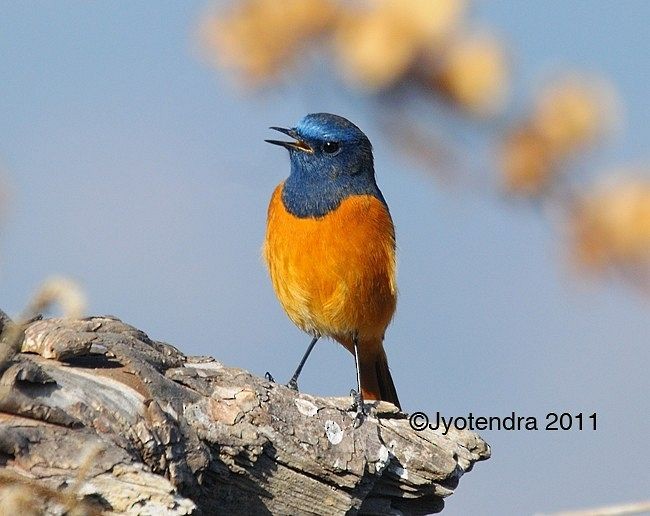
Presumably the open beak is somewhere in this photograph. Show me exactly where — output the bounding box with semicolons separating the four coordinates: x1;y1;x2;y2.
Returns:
265;127;313;153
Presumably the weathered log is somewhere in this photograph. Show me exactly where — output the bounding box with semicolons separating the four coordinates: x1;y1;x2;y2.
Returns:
0;314;490;515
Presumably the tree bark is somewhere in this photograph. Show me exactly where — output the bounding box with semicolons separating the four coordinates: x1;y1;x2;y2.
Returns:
0;314;490;515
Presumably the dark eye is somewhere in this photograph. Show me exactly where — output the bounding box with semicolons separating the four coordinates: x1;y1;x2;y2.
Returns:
323;141;340;154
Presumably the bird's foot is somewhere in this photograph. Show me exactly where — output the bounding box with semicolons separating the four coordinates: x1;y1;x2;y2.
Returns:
286;378;299;391
264;372;276;383
350;389;367;428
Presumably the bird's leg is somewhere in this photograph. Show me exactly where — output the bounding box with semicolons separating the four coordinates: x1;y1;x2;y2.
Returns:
287;335;319;391
264;372;276;383
350;335;366;428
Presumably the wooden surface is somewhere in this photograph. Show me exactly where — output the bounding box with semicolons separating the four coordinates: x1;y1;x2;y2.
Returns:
0;314;490;515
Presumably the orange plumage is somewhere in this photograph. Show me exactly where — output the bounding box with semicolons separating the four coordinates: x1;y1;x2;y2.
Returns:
264;183;400;407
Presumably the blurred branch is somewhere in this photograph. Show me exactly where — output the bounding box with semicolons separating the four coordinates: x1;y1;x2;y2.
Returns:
540;500;650;516
199;0;340;85
0;277;86;373
568;176;650;284
22;276;86;321
200;0;496;109
500;76;618;197
199;0;650;294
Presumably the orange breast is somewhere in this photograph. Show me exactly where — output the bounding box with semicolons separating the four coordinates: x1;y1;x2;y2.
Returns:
263;183;397;342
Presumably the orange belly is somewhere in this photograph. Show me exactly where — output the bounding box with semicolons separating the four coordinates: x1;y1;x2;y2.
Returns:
264;183;397;343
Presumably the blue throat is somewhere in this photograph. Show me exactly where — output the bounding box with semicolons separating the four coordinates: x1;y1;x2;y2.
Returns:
281;158;387;218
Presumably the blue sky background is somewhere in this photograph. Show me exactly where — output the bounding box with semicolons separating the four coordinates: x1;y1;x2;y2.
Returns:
1;2;648;514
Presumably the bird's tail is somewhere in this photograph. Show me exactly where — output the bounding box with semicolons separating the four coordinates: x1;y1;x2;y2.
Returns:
359;344;401;410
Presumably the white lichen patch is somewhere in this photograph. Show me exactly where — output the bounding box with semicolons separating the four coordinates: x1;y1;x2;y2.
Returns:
375;444;391;473
295;398;318;417
324;420;343;445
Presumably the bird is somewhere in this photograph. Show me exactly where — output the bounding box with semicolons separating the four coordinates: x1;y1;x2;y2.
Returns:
263;113;400;414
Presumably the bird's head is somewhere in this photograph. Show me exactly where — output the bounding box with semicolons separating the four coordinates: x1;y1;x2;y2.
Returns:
266;113;386;218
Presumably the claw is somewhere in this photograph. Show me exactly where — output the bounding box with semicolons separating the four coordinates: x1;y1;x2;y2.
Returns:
264;372;276;383
25;314;43;324
286;378;299;391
